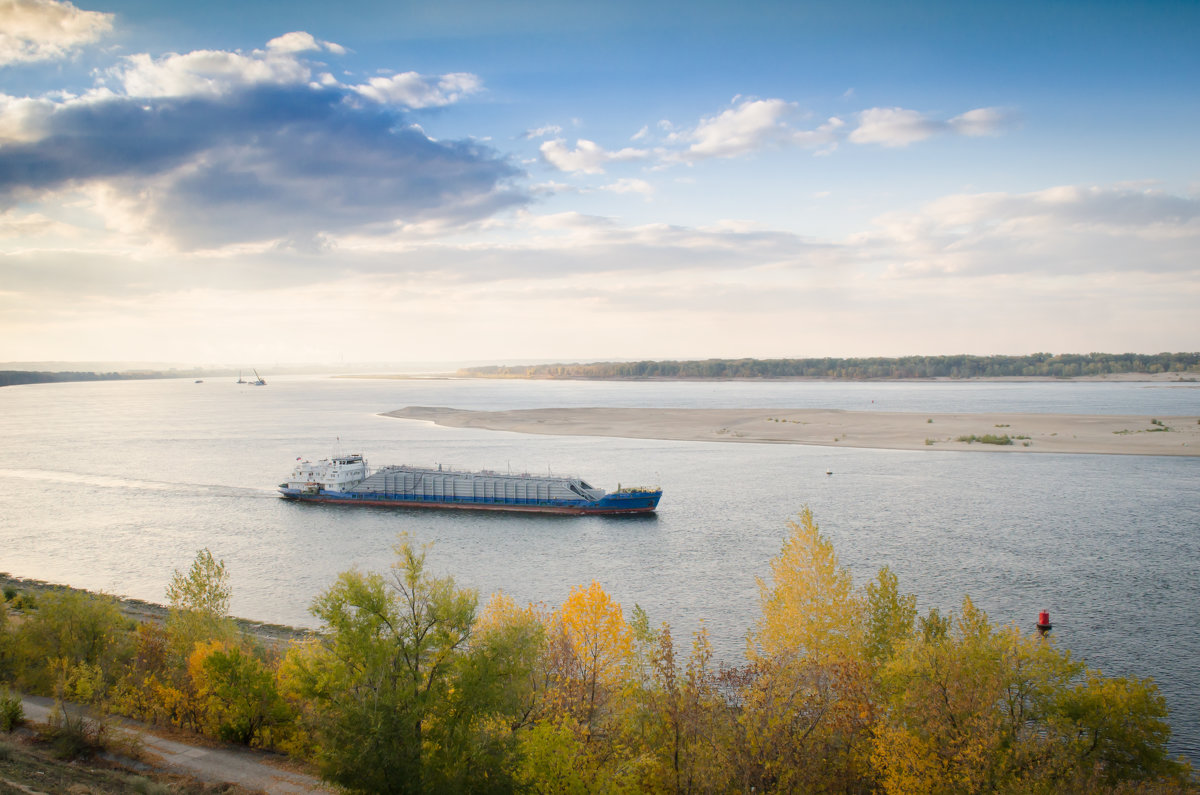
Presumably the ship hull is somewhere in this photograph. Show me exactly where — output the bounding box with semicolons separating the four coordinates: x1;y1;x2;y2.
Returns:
278;489;660;515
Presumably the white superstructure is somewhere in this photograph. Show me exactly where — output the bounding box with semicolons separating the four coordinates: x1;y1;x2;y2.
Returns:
286;454;369;492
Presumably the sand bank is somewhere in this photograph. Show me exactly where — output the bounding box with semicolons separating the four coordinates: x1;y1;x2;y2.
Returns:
385;406;1200;456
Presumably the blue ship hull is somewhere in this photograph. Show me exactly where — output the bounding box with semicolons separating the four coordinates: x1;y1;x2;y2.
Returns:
278;487;661;515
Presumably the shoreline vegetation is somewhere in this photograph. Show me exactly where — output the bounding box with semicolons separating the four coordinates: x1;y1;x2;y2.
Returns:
2;519;1194;793
4;352;1200;388
0;573;311;647
456;353;1200;380
386;406;1200;457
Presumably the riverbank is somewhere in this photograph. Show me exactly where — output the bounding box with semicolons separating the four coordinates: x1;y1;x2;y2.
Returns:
0;573;312;646
343;372;1199;383
385;406;1200;456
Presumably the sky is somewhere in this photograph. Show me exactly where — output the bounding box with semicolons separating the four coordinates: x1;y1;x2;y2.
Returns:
1;0;1198;366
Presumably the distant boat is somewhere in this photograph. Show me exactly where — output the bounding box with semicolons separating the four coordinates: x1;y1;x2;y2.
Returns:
253;369;267;386
194;379;204;384
236;371;246;384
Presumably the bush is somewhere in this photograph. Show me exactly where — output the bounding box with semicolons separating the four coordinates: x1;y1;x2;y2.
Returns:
0;690;22;731
955;433;1014;445
2;587;16;602
44;702;108;760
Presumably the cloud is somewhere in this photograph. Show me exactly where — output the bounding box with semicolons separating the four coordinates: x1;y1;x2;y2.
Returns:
686;98;797;158
854;185;1200;277
112;50;314;98
523;124;563;139
4;184;1196;362
265;31;344;55
352;71;482;108
107;39;481;111
849;107;942;147
0;77;525;249
0;0;112;66
540;138;649;174
540;99;1012;175
850;106;1015;147
601;178;653;196
947;107;1015;137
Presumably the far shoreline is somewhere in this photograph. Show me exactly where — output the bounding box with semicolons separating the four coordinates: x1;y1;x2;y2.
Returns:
342;372;1199;384
384;406;1200;457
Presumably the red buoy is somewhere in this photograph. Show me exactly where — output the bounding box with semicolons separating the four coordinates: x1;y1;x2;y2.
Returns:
1036;610;1053;635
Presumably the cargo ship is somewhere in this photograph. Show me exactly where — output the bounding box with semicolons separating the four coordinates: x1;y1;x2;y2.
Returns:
278;454;661;515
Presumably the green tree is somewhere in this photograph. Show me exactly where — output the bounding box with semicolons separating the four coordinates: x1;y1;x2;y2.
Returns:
0;598;12;683
192;642;290;745
862;566;917;669
165;548;236;664
14;590;132;695
294;535;526;794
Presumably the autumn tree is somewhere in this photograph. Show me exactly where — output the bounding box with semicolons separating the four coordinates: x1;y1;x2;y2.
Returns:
736;507;875;792
872;596;1192;793
551;580;635;733
627;617;732;794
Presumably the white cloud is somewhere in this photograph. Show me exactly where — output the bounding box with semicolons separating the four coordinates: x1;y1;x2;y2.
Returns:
661;99;844;161
948;107;1015;137
0;0;112;65
524;124;563;139
265;31;345;55
352;71;481;108
853;185;1200;277
540;138;649;174
687;98;796;158
113;50;313;98
849;107;943;147
601;178;653;196
0;93;57;142
851;106;1014;147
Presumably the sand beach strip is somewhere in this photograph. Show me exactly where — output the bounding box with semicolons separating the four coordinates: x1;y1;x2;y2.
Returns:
385;406;1200;456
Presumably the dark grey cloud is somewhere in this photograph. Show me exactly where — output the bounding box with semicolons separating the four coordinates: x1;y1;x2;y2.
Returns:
0;85;528;248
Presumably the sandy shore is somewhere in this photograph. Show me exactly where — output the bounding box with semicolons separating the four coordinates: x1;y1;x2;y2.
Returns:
385;406;1200;456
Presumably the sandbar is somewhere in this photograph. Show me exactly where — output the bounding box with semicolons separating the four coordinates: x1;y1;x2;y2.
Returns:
384;406;1200;456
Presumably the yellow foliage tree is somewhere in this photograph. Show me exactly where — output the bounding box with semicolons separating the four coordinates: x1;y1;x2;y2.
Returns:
749;506;863;663
552;580;634;732
738;507;875;792
872;596;1192;793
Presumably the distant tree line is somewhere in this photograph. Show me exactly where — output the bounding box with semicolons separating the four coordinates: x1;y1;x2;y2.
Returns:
0;371;174;388
461;352;1200;380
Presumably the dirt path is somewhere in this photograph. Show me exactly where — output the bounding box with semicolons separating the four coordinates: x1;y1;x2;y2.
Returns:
16;695;334;794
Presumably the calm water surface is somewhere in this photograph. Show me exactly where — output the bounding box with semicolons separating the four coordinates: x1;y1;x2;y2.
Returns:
1;376;1197;760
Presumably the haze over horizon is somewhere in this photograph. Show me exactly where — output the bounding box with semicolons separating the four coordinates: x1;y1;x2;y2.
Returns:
1;0;1197;364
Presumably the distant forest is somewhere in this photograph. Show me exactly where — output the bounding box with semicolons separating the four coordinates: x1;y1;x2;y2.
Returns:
461;352;1200;380
0;370;173;387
